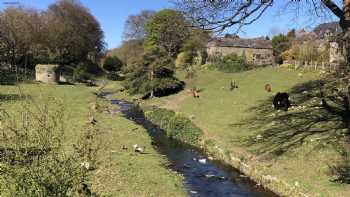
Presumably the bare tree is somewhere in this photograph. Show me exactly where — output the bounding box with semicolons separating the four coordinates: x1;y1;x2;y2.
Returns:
176;0;350;65
123;10;155;41
0;7;43;71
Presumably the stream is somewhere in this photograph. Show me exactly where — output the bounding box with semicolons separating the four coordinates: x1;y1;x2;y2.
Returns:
106;95;279;197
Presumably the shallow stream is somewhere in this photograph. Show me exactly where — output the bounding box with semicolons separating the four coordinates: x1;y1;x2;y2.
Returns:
107;97;278;197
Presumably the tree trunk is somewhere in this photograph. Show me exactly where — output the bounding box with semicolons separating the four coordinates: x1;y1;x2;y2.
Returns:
340;0;350;68
150;70;154;98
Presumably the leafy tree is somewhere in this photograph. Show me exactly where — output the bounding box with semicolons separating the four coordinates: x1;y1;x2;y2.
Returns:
181;29;210;67
123;47;183;97
103;56;123;72
45;0;105;66
144;9;189;57
271;34;291;56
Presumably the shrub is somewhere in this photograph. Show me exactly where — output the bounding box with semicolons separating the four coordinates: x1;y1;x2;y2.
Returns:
329;152;350;183
208;53;248;73
175;52;187;68
143;107;203;146
168;115;202;144
73;64;93;83
103;56;123;72
106;71;125;81
0;99;101;196
271;34;290;56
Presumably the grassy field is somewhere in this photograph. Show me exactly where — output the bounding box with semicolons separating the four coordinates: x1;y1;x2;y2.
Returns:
108;66;350;196
0;82;186;197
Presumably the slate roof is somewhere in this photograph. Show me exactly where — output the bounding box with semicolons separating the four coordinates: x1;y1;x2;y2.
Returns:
313;21;342;38
208;37;272;49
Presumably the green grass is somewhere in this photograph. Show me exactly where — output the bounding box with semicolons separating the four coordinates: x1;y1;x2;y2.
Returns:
0;82;186;197
108;66;350;196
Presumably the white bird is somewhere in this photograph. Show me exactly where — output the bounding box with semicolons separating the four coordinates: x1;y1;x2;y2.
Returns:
135;147;144;153
133;144;145;153
198;158;207;164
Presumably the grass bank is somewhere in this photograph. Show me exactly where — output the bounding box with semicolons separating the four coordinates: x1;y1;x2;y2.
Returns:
108;66;350;196
0;83;186;196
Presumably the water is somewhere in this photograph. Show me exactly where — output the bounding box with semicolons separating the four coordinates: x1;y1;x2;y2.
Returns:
109;98;278;197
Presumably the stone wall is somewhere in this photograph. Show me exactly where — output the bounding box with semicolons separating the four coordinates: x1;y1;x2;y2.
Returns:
207;46;274;66
35;64;60;84
329;42;345;65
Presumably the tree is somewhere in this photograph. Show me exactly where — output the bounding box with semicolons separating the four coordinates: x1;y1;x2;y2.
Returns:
108;39;144;66
123;10;155;41
271;34;291;56
0;7;43;70
0;0;106;80
176;0;350;66
181;28;210;66
103;56;123;72
45;0;105;66
144;9;190;57
287;29;296;38
123;47;183;97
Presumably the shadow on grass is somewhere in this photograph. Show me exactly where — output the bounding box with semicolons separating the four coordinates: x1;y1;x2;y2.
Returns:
0;70;34;85
231;79;349;158
0;94;29;102
57;81;74;85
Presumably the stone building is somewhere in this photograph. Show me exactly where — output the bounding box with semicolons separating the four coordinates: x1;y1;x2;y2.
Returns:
207;36;274;66
35;64;60;84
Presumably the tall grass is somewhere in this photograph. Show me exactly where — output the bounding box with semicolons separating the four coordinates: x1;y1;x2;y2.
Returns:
0;88;101;196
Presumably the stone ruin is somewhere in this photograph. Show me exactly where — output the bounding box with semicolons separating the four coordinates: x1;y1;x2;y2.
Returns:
329;41;346;67
35;64;60;84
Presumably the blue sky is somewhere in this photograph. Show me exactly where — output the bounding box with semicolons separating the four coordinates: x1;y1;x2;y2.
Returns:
0;0;340;49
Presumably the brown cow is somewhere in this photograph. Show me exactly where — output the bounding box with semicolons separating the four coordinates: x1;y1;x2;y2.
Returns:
265;84;272;92
193;90;199;98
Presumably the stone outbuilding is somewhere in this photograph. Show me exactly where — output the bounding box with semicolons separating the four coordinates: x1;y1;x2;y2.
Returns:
207;36;274;66
35;64;60;84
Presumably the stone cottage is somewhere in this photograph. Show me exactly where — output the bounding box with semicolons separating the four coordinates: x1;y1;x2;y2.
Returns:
35;64;60;84
207;36;274;66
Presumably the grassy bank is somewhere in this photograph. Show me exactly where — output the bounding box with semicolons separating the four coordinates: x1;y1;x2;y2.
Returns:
0;83;186;196
108;66;350;196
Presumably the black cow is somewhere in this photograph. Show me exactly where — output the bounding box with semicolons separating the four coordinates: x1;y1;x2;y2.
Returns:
273;92;291;111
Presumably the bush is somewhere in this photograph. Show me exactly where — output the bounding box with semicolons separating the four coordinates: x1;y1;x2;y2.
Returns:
106;71;125;81
103;56;123;72
0;99;101;196
175;52;187;68
144;107;202;145
73;64;93;83
209;53;249;73
329;152;350;183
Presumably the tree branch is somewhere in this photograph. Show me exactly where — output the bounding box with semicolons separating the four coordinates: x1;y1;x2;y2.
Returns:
321;0;343;19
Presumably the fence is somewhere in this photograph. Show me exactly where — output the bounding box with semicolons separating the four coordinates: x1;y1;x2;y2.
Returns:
282;60;343;72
